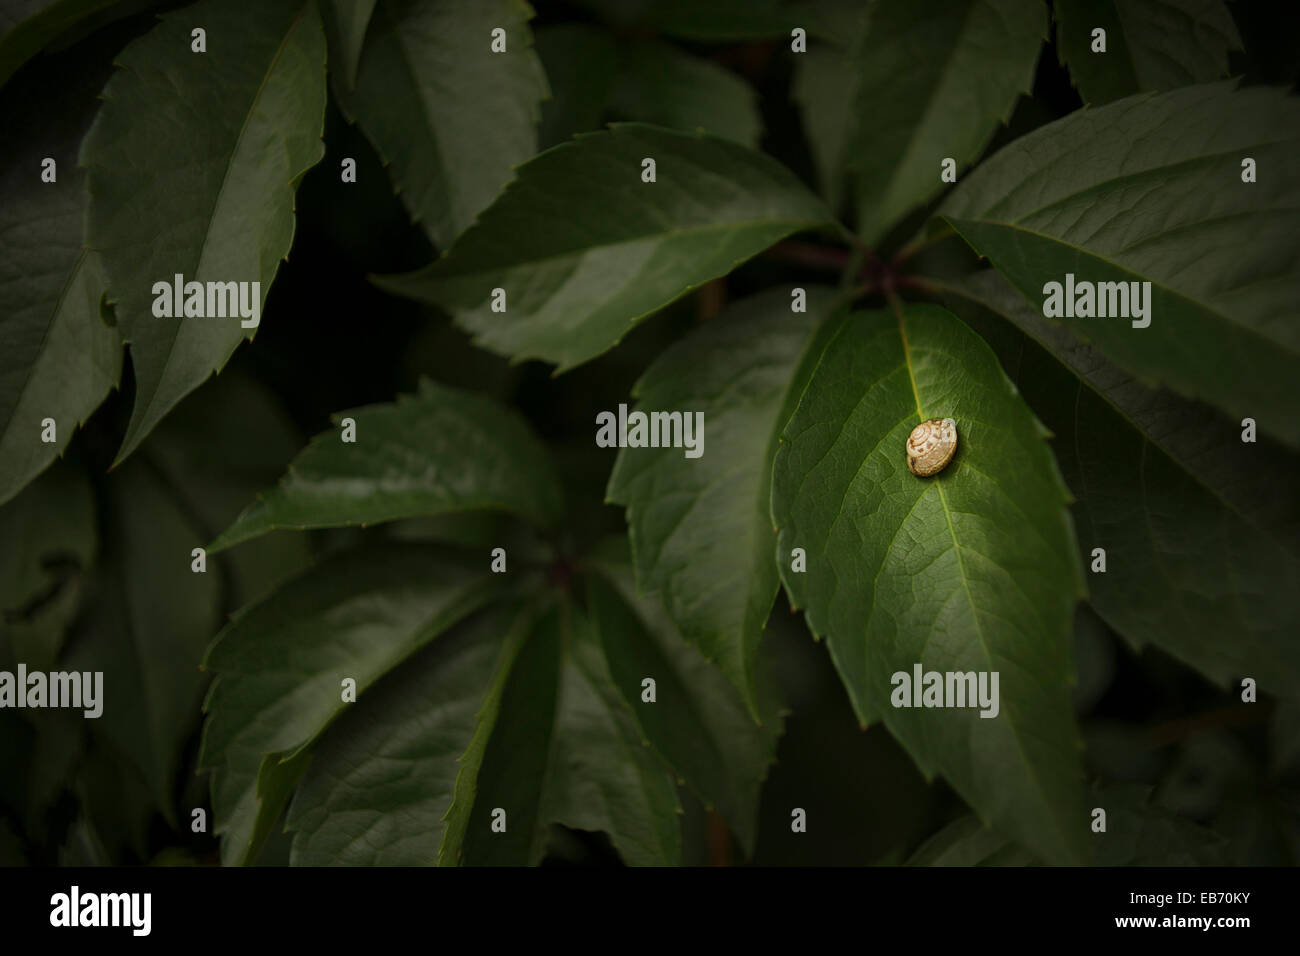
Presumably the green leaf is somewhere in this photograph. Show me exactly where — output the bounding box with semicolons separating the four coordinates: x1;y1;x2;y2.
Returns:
0;44;120;506
607;286;844;715
0;0;119;90
929;270;1300;696
535;23;618;149
81;0;327;464
608;39;761;147
453;600;682;865
285;600;517;864
1054;0;1241;106
771;303;1087;864
278;597;681;866
320;0;375;89
791;0;865;213
65;461;221;824
198;543;506;864
937;82;1300;446
0;461;96;673
795;0;1044;242
210;379;564;552
585;544;784;857
376;123;835;372
931;270;1300;556
909;784;1226;865
330;0;547;250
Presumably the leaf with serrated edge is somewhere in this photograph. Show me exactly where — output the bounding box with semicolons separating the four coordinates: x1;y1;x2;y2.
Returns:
329;0;546;250
796;0;1044;244
791;0;866;212
198;544;507;864
374;123;835;372
1055;0;1241;106
453;600;681;865
285;602;525;864
929;270;1300;696
320;0;375;90
209;379;564;552
608;39;761;147
928;270;1300;556
585;541;784;857
81;0;327;464
0;41;120;505
286;595;682;866
607;286;844;715
771;303;1087;864
936;82;1300;446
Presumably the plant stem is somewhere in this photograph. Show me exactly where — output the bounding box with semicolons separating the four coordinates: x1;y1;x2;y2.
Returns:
763;240;852;273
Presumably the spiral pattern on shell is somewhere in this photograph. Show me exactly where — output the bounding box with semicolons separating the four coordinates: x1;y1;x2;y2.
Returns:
906;418;957;477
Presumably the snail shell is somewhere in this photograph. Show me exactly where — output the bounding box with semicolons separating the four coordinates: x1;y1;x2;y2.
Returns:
906;418;957;477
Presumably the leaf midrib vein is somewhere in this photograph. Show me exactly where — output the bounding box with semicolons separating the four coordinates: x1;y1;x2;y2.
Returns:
894;304;1073;857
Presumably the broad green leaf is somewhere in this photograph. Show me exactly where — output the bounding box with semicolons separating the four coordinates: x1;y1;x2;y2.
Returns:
608;39;760;147
929;270;1300;696
0;462;96;672
791;0;865;213
0;44;120;506
198;543;506;864
585;545;784;857
320;0;375;89
330;0;547;250
771;303;1087;864
535;23;618;149
376;123;835;371
295;598;533;868
607;286;844;715
64;461;221;824
909;784;1226;865
286;601;530;865
937;82;1300;446
538;28;763;152
81;0;327;464
282;595;681;866
795;0;1044;243
0;0;118;89
1055;0;1241;106
454;601;681;865
930;270;1300;556
210;379;564;552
